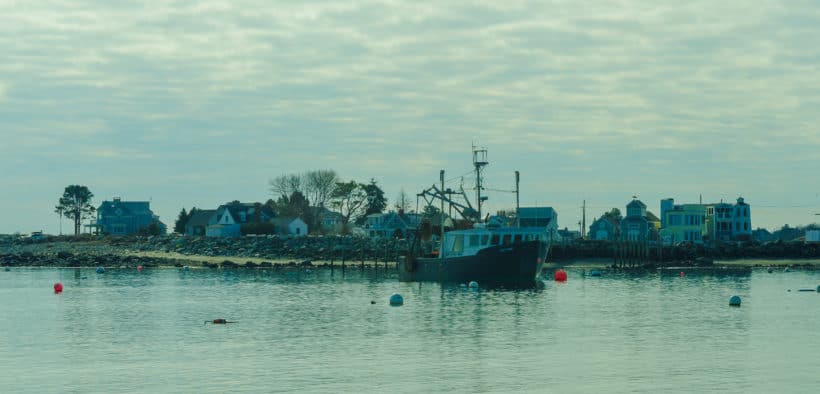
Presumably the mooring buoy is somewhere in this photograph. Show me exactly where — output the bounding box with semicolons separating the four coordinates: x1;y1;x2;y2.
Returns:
389;293;404;306
729;295;741;307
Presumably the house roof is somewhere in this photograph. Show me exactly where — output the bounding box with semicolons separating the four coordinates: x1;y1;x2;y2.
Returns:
645;211;660;222
272;217;304;227
219;202;274;223
98;200;152;216
591;216;620;228
187;209;216;227
627;199;646;209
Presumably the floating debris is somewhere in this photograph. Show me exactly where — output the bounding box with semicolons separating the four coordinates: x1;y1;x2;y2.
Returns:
205;319;237;325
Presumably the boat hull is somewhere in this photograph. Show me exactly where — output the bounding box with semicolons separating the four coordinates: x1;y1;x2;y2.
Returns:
398;240;548;283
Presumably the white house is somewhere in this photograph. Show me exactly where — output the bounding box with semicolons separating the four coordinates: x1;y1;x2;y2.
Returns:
273;217;308;237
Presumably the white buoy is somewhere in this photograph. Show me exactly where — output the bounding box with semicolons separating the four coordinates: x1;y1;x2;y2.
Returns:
468;281;479;289
389;293;404;306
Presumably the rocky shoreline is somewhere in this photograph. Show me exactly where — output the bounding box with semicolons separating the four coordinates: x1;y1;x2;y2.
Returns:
1;234;818;270
0;234;415;269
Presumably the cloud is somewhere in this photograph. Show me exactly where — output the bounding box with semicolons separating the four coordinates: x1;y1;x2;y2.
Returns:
1;0;819;232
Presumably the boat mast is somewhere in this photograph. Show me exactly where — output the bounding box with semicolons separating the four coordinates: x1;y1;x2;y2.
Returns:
473;145;488;221
440;169;445;260
515;171;520;228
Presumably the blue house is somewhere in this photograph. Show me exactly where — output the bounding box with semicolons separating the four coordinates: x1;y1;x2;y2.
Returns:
589;216;620;241
363;211;422;238
96;198;164;235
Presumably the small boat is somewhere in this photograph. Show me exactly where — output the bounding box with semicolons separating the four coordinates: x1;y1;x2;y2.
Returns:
398;146;551;283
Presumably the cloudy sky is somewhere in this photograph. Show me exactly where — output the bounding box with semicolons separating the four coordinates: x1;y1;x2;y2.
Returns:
1;0;818;235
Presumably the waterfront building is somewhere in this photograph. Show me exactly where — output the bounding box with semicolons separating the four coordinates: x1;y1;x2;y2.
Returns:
184;209;217;236
752;228;773;243
705;197;752;241
589;216;620;241
362;211;421;238
205;201;275;237
619;199;658;241
96;198;165;235
271;217;308;236
661;197;752;243
314;207;345;234
659;199;707;245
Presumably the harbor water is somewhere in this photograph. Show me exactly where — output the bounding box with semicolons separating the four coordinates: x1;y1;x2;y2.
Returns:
1;263;818;393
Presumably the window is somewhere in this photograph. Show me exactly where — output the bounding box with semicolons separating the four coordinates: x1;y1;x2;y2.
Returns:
514;234;522;243
481;235;489;246
452;235;464;254
743;222;748;231
491;234;499;245
469;235;480;247
735;222;740;231
502;234;511;245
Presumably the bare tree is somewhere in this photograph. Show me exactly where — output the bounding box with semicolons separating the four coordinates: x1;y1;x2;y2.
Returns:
304;170;338;208
269;174;302;199
395;188;411;213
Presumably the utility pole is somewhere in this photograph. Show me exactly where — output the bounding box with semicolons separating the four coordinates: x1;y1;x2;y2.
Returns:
581;200;586;239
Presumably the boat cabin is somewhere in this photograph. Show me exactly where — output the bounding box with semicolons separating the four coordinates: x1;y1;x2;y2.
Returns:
440;227;547;258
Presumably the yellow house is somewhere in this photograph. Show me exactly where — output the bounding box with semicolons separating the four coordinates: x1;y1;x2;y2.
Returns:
660;200;707;244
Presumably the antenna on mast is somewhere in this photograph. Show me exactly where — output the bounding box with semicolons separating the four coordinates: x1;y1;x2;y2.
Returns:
473;145;489;220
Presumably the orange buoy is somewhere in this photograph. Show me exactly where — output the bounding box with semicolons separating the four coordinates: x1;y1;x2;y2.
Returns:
53;282;63;293
554;269;567;282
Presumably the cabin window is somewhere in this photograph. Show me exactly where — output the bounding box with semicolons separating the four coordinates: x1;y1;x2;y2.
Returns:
469;235;480;247
514;234;522;243
502;234;511;245
481;235;489;246
452;235;464;254
491;234;499;245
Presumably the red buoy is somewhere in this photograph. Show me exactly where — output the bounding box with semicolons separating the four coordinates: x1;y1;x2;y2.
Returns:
554;270;567;282
53;282;63;294
137;265;144;272
680;271;685;277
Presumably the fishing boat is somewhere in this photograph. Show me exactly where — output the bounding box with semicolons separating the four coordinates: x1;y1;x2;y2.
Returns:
398;147;551;283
